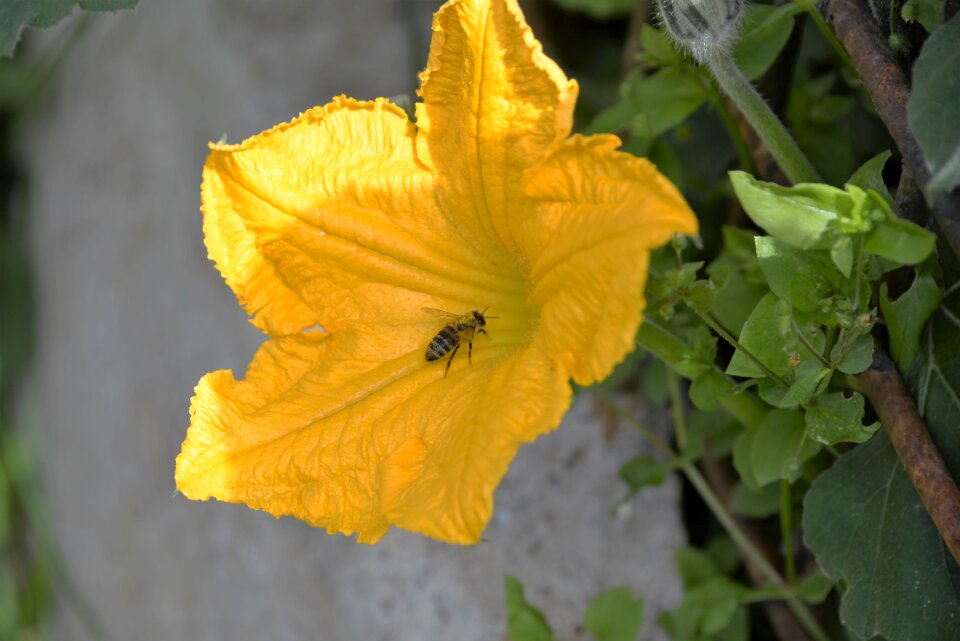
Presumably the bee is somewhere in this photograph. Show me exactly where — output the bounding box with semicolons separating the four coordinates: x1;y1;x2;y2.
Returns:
423;307;498;378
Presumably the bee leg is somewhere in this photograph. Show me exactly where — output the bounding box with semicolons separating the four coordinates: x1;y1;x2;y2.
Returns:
444;343;461;378
468;339;473;364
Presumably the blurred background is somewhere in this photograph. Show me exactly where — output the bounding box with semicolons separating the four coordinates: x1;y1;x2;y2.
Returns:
0;1;683;639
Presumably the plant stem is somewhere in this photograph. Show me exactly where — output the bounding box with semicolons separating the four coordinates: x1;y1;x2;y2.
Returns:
602;394;832;641
708;85;758;175
705;53;821;185
780;481;797;585
686;466;832;641
793;320;832;369
668;371;688;450
593;393;678;462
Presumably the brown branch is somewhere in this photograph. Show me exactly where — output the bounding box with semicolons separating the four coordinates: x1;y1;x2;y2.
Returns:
699;456;813;641
858;349;960;567
826;0;960;259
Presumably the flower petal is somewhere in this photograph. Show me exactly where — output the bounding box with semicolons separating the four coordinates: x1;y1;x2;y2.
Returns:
203;95;524;336
521;135;699;385
416;0;578;257
175;326;569;544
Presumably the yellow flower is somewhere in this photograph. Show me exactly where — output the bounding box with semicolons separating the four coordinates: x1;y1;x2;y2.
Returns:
175;0;697;544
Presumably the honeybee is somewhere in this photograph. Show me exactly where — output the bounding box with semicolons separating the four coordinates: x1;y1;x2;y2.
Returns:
423;307;498;378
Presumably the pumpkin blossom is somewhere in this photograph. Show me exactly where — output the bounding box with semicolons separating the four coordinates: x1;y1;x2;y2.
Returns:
175;0;697;544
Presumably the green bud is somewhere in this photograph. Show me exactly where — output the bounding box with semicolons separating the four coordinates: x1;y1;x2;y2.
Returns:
657;0;747;62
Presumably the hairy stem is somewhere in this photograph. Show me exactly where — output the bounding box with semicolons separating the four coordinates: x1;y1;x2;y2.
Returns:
705;53;821;185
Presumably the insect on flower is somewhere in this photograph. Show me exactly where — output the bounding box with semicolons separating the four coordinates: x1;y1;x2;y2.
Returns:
423;307;499;377
175;0;698;545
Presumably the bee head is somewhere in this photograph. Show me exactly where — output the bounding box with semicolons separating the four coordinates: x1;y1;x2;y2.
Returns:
473;310;486;326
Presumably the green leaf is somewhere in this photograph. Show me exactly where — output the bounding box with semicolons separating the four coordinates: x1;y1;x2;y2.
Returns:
706;536;741;576
618;456;674;503
505;576;554;641
831;333;874;375
0;0;137;56
687;410;741;459
583;588;644;641
675;547;722;588
864;216;937;265
729;172;843;250
729;482;781;518
658;578;748;640
726;293;824;379
637;24;681;68
804;287;960;641
733;3;801;80
755;236;842;313
908;14;960;197
846;151;894;207
587;68;707;140
796;569;834;605
805;392;880;445
749;409;821;485
901;0;946;33
829;235;854;277
707;228;768;335
549;0;634;19
689;369;730;412
778;360;830;407
880;266;943;372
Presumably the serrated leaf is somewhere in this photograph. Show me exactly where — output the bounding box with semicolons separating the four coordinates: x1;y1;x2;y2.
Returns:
831;333;874;375
880;267;943;372
733;3;801;80
505;576;554;641
0;0;137;56
755;236;842;313
729;172;844;249
847;151;894;207
805;392;880;445
749;409;821;485
583;588;644;641
803;288;960;641
908;15;960;197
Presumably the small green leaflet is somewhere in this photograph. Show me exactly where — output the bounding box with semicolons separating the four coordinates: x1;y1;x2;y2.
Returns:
505;576;554;641
583;588;644;641
805;392;880;446
732;3;802;80
880;265;943;372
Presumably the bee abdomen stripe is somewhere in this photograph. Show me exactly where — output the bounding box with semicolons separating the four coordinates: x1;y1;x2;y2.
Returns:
425;327;459;361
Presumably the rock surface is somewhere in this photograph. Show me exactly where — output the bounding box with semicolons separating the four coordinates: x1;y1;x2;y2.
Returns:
23;1;684;639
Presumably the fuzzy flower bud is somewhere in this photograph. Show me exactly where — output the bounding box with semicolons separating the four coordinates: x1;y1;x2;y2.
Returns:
657;0;747;62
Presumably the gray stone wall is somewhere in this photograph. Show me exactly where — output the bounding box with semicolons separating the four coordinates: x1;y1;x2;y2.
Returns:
22;1;683;639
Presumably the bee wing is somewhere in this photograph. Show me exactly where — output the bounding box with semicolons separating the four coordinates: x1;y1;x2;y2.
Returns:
421;307;461;321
